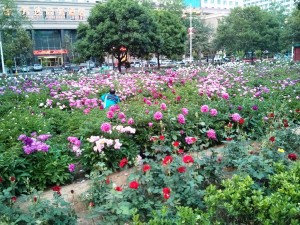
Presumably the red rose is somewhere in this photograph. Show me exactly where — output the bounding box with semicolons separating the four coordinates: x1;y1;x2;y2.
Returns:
162;155;173;165
10;176;16;182
177;166;186;173
288;153;297;161
52;185;61;192
159;135;165;140
162;187;171;199
183;155;194;164
119;158;128;168
228;122;233;128
284;123;289;128
269;136;275;142
11;196;17;202
33;196;38;202
129;180;139;189
226;137;233;141
173;141;180;147
115;186;122;192
239;118;245;125
99;105;104;110
142;164;151;172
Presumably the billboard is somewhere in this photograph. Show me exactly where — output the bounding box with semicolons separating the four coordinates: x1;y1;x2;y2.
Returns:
184;0;201;8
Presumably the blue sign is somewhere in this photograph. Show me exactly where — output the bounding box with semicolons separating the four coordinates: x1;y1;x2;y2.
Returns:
184;0;201;8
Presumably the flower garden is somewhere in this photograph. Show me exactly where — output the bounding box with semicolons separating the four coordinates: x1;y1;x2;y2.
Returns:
0;61;300;224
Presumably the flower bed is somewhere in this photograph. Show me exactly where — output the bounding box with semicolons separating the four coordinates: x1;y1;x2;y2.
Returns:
0;61;300;224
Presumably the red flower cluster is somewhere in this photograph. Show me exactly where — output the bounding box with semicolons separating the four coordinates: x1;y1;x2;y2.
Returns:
159;135;165;141
282;119;289;128
177;166;186;173
288;153;298;161
52;185;61;195
11;196;17;202
142;164;151;172
162;187;171;199
183;155;194;163
115;186;122;192
150;136;158;142
119;158;128;168
178;149;184;154
162;155;173;165
173;141;180;147
239;118;245;125
269;136;275;142
129;180;139;189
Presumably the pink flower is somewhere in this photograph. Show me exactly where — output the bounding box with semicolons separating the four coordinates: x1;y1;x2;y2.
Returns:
222;93;229;100
200;105;209;113
145;110;149;114
177;114;185;124
148;122;153;127
121;118;126;123
106;110;114;119
185;137;197;144
127;118;134;125
100;122;111;133
160;103;167;111
207;129;217;140
154;111;163;121
210;108;218;116
231;113;241;122
118;112;126;119
83;108;91;115
182;108;189;115
68;164;75;172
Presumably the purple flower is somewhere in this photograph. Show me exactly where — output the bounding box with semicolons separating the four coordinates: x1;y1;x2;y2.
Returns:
207;129;217;140
37;134;52;141
23;137;33;146
18;134;27;141
68;164;75;172
177;114;185;124
237;106;243;111
252;105;258;110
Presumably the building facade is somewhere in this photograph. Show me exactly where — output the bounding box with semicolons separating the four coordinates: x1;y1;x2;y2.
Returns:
243;0;295;13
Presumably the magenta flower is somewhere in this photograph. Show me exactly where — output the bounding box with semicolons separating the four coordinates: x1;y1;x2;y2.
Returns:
231;113;241;122
222;93;229;100
207;129;217;140
154;111;163;121
177;114;185;124
100;122;112;133
148;122;153;127
237;106;243;111
210;109;218;116
182;108;189;115
83;108;91;115
121;118;126;123
160;103;167;111
68;164;75;172
37;134;52;141
118;112;126;119
200;105;209;113
106;110;114;119
127;118;134;125
145;109;149;114
185;137;197;144
252;105;258;110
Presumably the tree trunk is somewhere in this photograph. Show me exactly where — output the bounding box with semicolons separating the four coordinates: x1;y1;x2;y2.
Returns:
157;54;160;70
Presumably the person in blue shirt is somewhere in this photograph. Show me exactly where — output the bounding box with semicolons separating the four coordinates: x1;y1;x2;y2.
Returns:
101;89;120;109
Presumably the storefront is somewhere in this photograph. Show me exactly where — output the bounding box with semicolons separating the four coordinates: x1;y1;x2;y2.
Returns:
293;43;300;62
33;49;68;66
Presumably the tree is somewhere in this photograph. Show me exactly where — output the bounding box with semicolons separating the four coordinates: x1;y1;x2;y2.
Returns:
0;0;32;72
285;8;300;45
75;0;158;72
215;6;286;57
153;10;187;68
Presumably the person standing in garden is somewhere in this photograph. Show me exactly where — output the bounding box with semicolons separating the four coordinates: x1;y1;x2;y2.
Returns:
101;88;120;109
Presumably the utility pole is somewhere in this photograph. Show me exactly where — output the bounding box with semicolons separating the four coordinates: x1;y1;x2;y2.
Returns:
189;5;193;63
0;31;5;74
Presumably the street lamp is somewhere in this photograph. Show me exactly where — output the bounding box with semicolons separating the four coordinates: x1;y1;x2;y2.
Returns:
188;5;193;63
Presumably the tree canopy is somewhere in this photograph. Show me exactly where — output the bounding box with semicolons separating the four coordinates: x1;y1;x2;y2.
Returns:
214;6;287;56
75;0;159;72
153;10;187;67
